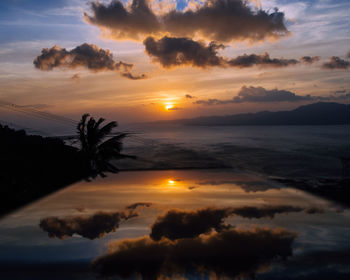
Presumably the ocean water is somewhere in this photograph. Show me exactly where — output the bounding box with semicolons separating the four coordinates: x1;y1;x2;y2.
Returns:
0;169;349;279
119;124;350;178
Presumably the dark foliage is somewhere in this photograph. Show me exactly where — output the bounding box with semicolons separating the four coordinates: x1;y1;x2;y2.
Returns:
77;114;135;179
0;115;133;215
0;124;84;216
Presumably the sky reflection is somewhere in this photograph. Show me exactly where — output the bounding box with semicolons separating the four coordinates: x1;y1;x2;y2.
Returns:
0;170;349;279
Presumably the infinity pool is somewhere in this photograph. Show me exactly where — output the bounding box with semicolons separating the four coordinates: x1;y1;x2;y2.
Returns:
0;170;349;279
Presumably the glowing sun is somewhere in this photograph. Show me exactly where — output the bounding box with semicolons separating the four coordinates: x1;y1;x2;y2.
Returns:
165;104;173;110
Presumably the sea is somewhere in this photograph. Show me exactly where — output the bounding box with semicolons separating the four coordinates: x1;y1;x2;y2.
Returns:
119;124;350;179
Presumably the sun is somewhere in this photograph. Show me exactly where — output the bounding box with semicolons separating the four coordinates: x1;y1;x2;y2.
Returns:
165;104;173;110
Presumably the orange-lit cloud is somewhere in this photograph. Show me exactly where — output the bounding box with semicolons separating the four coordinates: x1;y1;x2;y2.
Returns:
84;0;289;42
93;227;297;279
34;43;147;80
322;56;350;70
193;86;350;105
144;36;301;69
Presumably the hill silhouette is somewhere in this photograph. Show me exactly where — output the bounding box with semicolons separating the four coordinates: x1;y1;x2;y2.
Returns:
155;102;350;126
0;125;86;216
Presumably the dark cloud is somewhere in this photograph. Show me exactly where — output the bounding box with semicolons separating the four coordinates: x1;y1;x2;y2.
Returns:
84;0;161;41
120;72;147;80
74;205;86;212
197;179;241;185
233;86;312;102
144;36;225;68
300;56;321;64
231;205;303;219
227;52;299;68
144;36;298;69
163;0;288;42
92;227;297;279
197;179;281;192
39;210;137;240
322;56;350;70
150;208;231;241
303;207;324;214
33;43;146;80
150;206;322;241
185;94;194;99
194;86;350;105
125;202;153;210
334;89;347;94
168;106;181;110
85;0;289;42
71;73;81;81
194;86;314;105
235;180;282;192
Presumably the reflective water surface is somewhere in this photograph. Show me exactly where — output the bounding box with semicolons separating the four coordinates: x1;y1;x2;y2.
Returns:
0;170;349;279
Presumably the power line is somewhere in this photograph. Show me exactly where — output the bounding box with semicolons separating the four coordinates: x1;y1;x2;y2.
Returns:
0;99;77;127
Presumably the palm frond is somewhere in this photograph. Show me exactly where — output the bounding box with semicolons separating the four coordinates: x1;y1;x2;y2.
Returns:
98;121;118;138
76;114;135;179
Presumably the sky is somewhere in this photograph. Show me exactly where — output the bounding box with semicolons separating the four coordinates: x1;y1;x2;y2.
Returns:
0;0;350;129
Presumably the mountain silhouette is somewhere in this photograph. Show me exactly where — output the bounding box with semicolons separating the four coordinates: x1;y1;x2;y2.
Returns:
157;102;350;126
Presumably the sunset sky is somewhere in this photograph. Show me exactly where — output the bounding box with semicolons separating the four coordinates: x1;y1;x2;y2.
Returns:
0;0;350;128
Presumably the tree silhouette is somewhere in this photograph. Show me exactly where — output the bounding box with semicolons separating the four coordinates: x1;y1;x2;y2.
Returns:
77;114;135;179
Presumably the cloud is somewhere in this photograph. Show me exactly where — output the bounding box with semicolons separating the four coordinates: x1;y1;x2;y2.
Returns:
194;86;313;105
33;43;147;80
196;179;281;192
303;207;324;214
150;205;322;241
39;210;138;240
84;0;161;41
125;202;153;210
185;94;194;99
227;52;299;68
235;180;282;192
168;106;181;110
334;89;347;94
322;56;350;70
144;36;298;69
92;227;297;279
300;56;321;64
144;36;225;68
120;72;147;80
71;73;81;81
231;205;324;219
194;86;350;105
233;86;313;102
197;179;239;185
150;208;231;241
85;0;289;42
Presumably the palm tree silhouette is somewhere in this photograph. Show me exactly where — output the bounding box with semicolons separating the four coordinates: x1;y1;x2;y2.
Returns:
77;114;135;178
